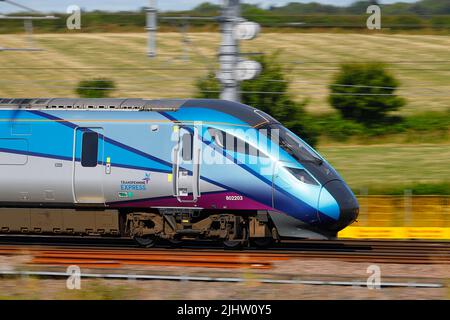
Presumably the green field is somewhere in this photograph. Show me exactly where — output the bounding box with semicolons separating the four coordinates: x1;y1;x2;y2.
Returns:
0;32;449;115
319;143;450;194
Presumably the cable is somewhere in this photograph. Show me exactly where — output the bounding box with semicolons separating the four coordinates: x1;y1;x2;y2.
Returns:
0;67;213;71
265;79;450;88
0;79;448;92
2;0;41;14
282;61;450;65
1;66;450;72
2;80;450;97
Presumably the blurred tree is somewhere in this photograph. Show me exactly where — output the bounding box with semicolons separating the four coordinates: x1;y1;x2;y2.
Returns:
195;72;221;99
347;1;380;14
76;78;116;98
192;2;221;14
410;0;450;15
195;53;318;146
269;2;342;14
328;63;405;124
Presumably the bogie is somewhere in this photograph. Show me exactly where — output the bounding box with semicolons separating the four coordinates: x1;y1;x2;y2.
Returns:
127;210;261;248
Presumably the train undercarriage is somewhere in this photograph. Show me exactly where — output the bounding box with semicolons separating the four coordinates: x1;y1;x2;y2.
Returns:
0;207;277;248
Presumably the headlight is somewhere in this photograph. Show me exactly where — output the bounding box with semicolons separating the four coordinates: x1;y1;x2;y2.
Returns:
286;167;319;186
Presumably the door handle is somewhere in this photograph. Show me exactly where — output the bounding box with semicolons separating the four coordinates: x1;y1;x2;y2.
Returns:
172;142;180;196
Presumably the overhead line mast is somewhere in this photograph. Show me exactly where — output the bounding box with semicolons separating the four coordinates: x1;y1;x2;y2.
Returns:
0;0;58;52
146;0;157;58
146;0;261;103
217;0;262;102
218;0;241;102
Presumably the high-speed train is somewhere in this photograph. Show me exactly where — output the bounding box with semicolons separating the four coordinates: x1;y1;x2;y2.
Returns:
0;98;359;248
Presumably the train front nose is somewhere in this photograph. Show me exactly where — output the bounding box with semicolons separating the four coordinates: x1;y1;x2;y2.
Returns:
318;180;359;231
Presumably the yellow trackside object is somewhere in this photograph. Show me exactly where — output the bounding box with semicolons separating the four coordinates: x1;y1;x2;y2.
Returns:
339;227;450;240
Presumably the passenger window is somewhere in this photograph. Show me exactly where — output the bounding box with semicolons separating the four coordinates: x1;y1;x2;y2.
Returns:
182;133;193;161
81;132;98;167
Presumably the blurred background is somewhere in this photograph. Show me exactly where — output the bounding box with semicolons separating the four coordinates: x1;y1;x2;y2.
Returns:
0;0;449;237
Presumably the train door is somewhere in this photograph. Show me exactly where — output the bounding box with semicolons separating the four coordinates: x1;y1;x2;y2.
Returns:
73;128;105;204
172;124;201;202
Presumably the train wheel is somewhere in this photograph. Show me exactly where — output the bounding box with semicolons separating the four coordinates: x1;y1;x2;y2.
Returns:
223;218;247;249
134;235;157;248
251;238;273;248
168;238;183;247
223;240;243;250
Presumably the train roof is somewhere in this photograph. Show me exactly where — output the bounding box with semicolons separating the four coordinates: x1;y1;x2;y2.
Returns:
0;98;279;127
0;98;185;111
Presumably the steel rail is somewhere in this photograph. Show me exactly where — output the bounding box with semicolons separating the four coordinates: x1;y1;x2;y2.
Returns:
0;270;444;289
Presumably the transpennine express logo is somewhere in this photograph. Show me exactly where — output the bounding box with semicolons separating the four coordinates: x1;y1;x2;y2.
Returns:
142;173;151;184
120;173;151;191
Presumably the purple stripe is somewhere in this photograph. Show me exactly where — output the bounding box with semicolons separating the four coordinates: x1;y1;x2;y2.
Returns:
111;192;274;211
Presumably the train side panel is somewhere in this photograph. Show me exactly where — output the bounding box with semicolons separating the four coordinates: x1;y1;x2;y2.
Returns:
0;110;74;205
102;120;175;206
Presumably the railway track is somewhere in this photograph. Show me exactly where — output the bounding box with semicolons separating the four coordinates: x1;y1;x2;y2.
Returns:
0;238;448;268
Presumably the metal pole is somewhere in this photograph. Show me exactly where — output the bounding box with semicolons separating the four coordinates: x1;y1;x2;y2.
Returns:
24;19;33;48
218;0;240;102
181;22;191;62
404;189;413;227
0;1;58;52
146;0;157;58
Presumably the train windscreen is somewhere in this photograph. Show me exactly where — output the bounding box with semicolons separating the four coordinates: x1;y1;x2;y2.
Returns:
260;124;322;165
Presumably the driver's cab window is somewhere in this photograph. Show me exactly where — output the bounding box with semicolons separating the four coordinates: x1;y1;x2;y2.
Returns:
207;128;266;158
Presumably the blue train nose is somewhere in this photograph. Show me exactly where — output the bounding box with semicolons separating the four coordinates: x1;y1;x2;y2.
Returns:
318;180;359;231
